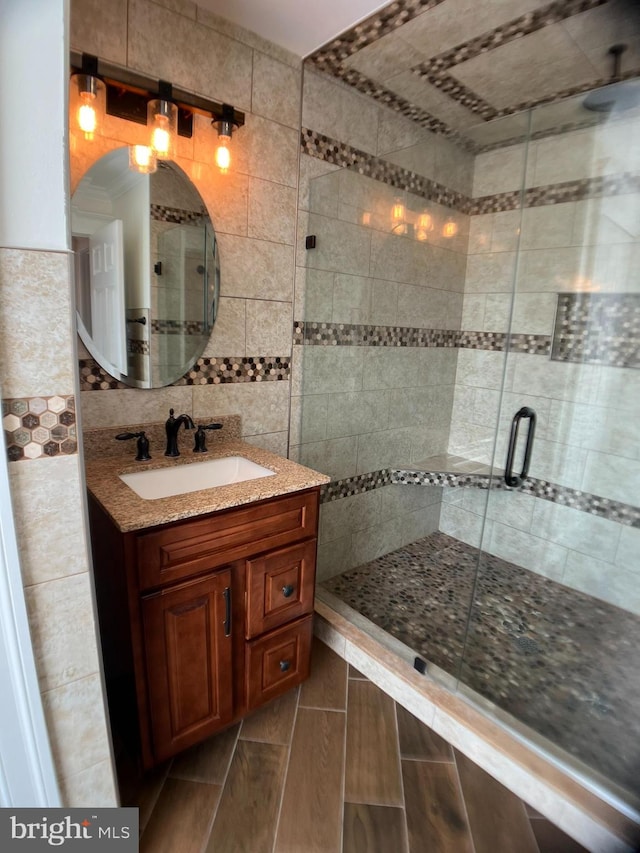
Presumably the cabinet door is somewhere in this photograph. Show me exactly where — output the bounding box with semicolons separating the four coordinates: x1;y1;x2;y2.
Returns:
142;568;234;762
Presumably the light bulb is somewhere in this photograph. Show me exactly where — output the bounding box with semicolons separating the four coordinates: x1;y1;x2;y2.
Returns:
129;145;157;174
215;136;231;173
442;218;458;238
148;97;177;160
391;199;407;235
415;211;434;242
71;72;105;140
78;99;97;138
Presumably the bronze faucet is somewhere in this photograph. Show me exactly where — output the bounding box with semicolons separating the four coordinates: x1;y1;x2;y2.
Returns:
165;408;195;457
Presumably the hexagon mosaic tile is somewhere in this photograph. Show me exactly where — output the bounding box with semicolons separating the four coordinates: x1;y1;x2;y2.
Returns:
3;396;77;461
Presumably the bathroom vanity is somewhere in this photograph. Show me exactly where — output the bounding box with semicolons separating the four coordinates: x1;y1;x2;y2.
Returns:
85;439;329;769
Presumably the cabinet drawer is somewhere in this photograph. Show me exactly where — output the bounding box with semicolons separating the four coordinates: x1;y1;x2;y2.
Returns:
136;490;319;591
246;616;313;710
246;540;316;639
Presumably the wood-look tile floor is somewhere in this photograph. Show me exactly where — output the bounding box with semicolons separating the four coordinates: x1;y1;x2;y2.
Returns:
130;638;588;853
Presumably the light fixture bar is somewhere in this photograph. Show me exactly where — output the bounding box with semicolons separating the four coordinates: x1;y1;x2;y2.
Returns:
69;51;245;139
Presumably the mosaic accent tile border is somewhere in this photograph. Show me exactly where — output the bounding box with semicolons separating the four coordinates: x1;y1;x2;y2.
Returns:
151;318;208;336
552;292;640;369
295;321;551;355
3;396;77;461
320;470;392;503
319;465;640;527
150;203;206;224
79;356;291;390
302;129;639;215
306;0;613;150
301;128;470;211
175;356;291;385
127;339;150;356
470;173;640;216
307;0;447;68
413;0;606;117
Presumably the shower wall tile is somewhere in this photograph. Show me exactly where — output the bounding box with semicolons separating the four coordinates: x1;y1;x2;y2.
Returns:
581;451;640;507
289;393;328;445
298;436;359;481
319;490;382;544
298;153;341;213
439;503;490;549
302;69;379;156
531;500;622;563
487;523;568;582
465;252;517;293
563;552;640;615
511;292;558;336
316;534;354;582
472;144;528;197
546;399;639;460
510;355;600;404
615;526;640;570
350;517;409;568
325;390;390;439
301;347;365;394
356;428;414;475
306;214;372;276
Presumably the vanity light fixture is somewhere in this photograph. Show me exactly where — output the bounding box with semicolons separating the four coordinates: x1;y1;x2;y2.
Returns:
213;104;239;174
70;54;106;140
148;81;178;160
69;52;245;172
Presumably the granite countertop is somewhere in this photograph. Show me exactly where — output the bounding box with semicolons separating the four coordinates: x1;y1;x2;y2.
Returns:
85;440;330;533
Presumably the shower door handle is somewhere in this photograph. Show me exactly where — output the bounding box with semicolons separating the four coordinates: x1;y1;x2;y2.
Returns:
504;407;536;487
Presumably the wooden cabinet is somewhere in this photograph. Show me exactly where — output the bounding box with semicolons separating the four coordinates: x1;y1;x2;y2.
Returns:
88;487;320;769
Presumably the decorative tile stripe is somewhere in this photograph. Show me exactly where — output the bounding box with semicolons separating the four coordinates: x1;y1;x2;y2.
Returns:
151;318;208;336
79;356;291;390
471;172;640;215
150;203;206;224
294;321;551;355
302;129;639;215
320;465;639;526
128;339;149;355
307;0;447;68
552;293;640;369
301;129;471;211
320;470;392;503
3;396;77;461
176;357;290;385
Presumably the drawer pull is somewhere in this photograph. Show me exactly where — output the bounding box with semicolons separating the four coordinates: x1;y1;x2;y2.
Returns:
223;587;231;637
279;659;291;672
282;584;295;598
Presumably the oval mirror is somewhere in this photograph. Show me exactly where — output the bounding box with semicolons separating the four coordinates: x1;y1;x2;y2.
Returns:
71;148;220;388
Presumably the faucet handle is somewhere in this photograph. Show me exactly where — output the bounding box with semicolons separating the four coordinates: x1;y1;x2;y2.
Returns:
115;431;151;462
193;423;223;453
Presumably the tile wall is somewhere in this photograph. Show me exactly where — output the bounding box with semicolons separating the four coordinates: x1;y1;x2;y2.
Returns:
442;109;640;614
0;0;116;806
70;0;303;458
292;68;473;581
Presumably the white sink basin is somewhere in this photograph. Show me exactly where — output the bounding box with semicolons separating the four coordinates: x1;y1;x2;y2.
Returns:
120;456;275;500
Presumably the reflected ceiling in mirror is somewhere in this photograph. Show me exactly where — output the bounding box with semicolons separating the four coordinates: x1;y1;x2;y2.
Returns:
72;147;220;388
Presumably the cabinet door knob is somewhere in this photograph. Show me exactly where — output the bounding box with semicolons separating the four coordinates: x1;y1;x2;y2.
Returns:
279;659;291;672
282;584;295;598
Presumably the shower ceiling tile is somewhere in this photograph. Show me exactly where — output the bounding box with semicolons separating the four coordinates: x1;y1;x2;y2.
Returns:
451;27;597;112
561;0;640;71
343;29;425;82
386;71;479;130
397;0;552;63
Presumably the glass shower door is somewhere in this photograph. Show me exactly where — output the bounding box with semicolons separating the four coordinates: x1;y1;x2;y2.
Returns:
459;85;640;806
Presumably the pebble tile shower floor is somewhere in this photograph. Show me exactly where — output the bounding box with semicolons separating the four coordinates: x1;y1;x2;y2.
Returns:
129;639;586;852
323;532;640;799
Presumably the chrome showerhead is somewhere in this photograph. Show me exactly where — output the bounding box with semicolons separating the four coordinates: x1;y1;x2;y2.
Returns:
583;44;640;112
